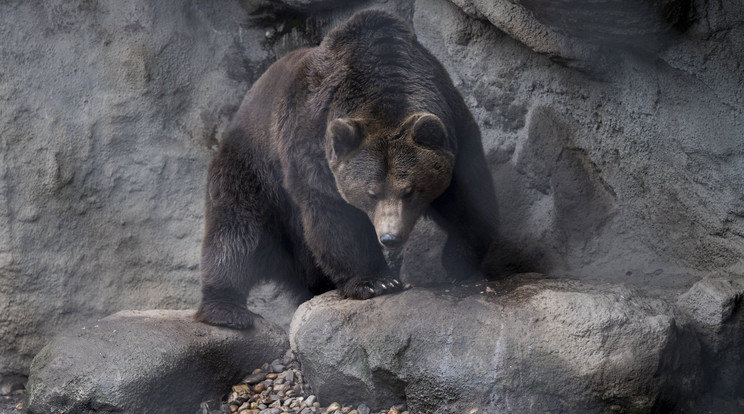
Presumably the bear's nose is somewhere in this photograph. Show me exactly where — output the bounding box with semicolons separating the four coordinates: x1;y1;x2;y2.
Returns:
379;233;402;248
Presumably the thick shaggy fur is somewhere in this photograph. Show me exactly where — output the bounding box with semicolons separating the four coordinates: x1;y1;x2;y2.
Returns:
195;10;499;329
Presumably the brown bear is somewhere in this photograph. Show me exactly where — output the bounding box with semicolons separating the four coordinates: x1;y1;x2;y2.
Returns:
195;10;499;329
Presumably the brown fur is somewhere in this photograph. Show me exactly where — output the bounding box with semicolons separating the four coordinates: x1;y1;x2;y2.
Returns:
195;10;499;329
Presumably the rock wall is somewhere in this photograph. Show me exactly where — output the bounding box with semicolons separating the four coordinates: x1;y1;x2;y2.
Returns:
0;0;271;387
2;0;743;390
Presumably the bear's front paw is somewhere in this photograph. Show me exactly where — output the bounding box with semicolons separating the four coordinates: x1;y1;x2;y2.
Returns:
195;301;259;330
340;277;403;299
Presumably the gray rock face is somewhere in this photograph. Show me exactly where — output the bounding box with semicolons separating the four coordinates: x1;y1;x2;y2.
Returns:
25;310;288;414
290;276;703;413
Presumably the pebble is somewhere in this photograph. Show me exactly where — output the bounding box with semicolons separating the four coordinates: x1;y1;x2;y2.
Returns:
326;402;341;412
243;372;267;385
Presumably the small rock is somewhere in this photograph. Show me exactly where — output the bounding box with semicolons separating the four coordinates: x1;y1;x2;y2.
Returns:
272;364;286;373
253;383;265;393
305;395;316;406
244;372;268;384
274;383;289;392
266;373;278;380
283;349;295;364
610;405;622;411
356;404;371;414
326;402;341;413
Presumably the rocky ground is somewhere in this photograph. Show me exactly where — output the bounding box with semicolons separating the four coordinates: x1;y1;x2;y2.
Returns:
200;350;413;414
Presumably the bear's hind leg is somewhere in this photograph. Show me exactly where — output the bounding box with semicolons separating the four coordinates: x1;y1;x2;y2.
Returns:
195;147;287;330
196;196;306;329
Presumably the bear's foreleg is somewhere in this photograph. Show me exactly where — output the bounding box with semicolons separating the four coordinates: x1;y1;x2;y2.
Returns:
299;197;403;299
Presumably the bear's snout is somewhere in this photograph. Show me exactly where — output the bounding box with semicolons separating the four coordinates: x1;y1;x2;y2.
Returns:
372;198;422;250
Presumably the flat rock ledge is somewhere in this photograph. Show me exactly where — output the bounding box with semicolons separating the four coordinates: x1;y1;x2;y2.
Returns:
290;274;744;414
25;310;288;414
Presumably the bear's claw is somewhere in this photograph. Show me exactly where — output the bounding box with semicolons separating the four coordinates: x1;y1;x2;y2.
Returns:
341;277;404;300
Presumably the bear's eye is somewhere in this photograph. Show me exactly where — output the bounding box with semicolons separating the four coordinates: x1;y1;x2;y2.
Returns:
367;191;380;201
401;188;414;200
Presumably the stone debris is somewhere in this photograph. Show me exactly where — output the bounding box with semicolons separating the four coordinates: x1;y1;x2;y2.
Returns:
198;349;411;414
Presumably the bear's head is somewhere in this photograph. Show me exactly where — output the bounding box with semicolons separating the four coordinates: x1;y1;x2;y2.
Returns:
326;113;455;250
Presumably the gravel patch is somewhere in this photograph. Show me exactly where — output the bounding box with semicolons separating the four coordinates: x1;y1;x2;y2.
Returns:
198;349;410;414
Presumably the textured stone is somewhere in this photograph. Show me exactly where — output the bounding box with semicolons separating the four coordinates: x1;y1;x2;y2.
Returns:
445;0;691;66
25;310;288;414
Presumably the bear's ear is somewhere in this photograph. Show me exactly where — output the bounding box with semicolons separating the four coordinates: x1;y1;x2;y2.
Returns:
326;118;362;163
410;113;448;151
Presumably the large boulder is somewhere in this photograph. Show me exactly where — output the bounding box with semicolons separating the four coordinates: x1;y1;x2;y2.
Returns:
290;275;703;413
25;310;288;414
